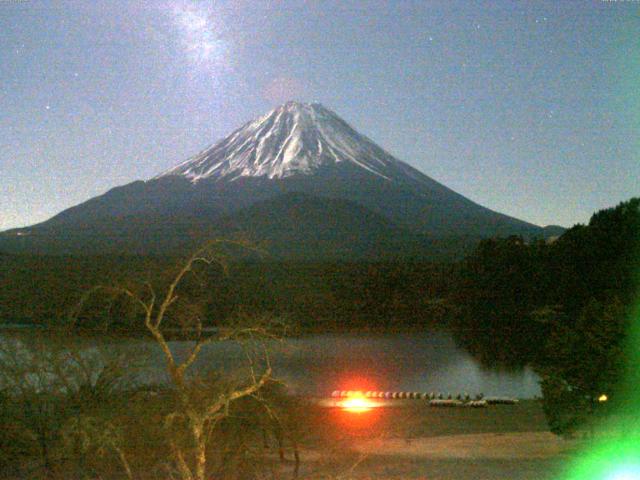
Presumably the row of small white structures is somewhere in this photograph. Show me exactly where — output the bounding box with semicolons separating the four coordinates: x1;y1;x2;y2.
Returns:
330;390;518;407
331;391;483;400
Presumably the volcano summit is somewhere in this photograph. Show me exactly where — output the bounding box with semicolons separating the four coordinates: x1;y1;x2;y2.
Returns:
158;101;422;183
0;102;560;259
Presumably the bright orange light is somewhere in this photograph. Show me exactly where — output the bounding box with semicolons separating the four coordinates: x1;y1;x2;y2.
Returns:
339;392;375;413
599;394;608;403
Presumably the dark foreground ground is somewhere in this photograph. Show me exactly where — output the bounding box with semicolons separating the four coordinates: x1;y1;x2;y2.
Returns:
289;399;578;480
0;396;578;479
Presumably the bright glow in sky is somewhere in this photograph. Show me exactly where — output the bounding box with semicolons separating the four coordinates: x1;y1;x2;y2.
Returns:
171;2;228;68
1;0;639;231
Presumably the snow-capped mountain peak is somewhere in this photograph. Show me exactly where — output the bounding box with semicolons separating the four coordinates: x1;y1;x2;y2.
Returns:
156;101;401;182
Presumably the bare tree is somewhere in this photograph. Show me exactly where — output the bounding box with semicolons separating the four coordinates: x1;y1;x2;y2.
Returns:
62;415;134;480
0;329;141;478
74;240;282;480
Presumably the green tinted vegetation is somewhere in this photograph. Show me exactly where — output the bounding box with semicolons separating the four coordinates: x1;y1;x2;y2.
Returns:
452;198;639;436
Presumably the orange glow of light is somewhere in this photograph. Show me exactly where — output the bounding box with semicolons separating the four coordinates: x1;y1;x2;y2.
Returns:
339;392;375;413
336;375;378;394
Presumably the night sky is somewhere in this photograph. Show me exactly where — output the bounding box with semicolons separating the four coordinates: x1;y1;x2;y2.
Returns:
1;0;638;231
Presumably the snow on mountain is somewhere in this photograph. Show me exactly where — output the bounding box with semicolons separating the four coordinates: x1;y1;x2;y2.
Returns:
157;101;404;183
0;100;554;257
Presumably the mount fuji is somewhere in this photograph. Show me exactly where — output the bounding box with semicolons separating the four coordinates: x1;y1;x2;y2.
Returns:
0;102;562;259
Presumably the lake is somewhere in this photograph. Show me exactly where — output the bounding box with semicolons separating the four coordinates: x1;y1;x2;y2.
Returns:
0;330;541;398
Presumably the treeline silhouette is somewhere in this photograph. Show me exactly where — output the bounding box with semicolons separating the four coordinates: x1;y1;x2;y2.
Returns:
1;198;638;371
452;197;639;369
0;254;457;332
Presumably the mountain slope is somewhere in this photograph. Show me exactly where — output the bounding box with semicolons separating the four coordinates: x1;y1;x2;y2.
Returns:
156;101;401;182
0;101;558;258
213;192;445;260
0;192;474;260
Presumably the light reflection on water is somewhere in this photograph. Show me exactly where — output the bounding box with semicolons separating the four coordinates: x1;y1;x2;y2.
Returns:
0;331;541;398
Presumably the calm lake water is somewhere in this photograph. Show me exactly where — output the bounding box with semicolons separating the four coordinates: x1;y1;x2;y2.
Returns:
0;330;541;398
